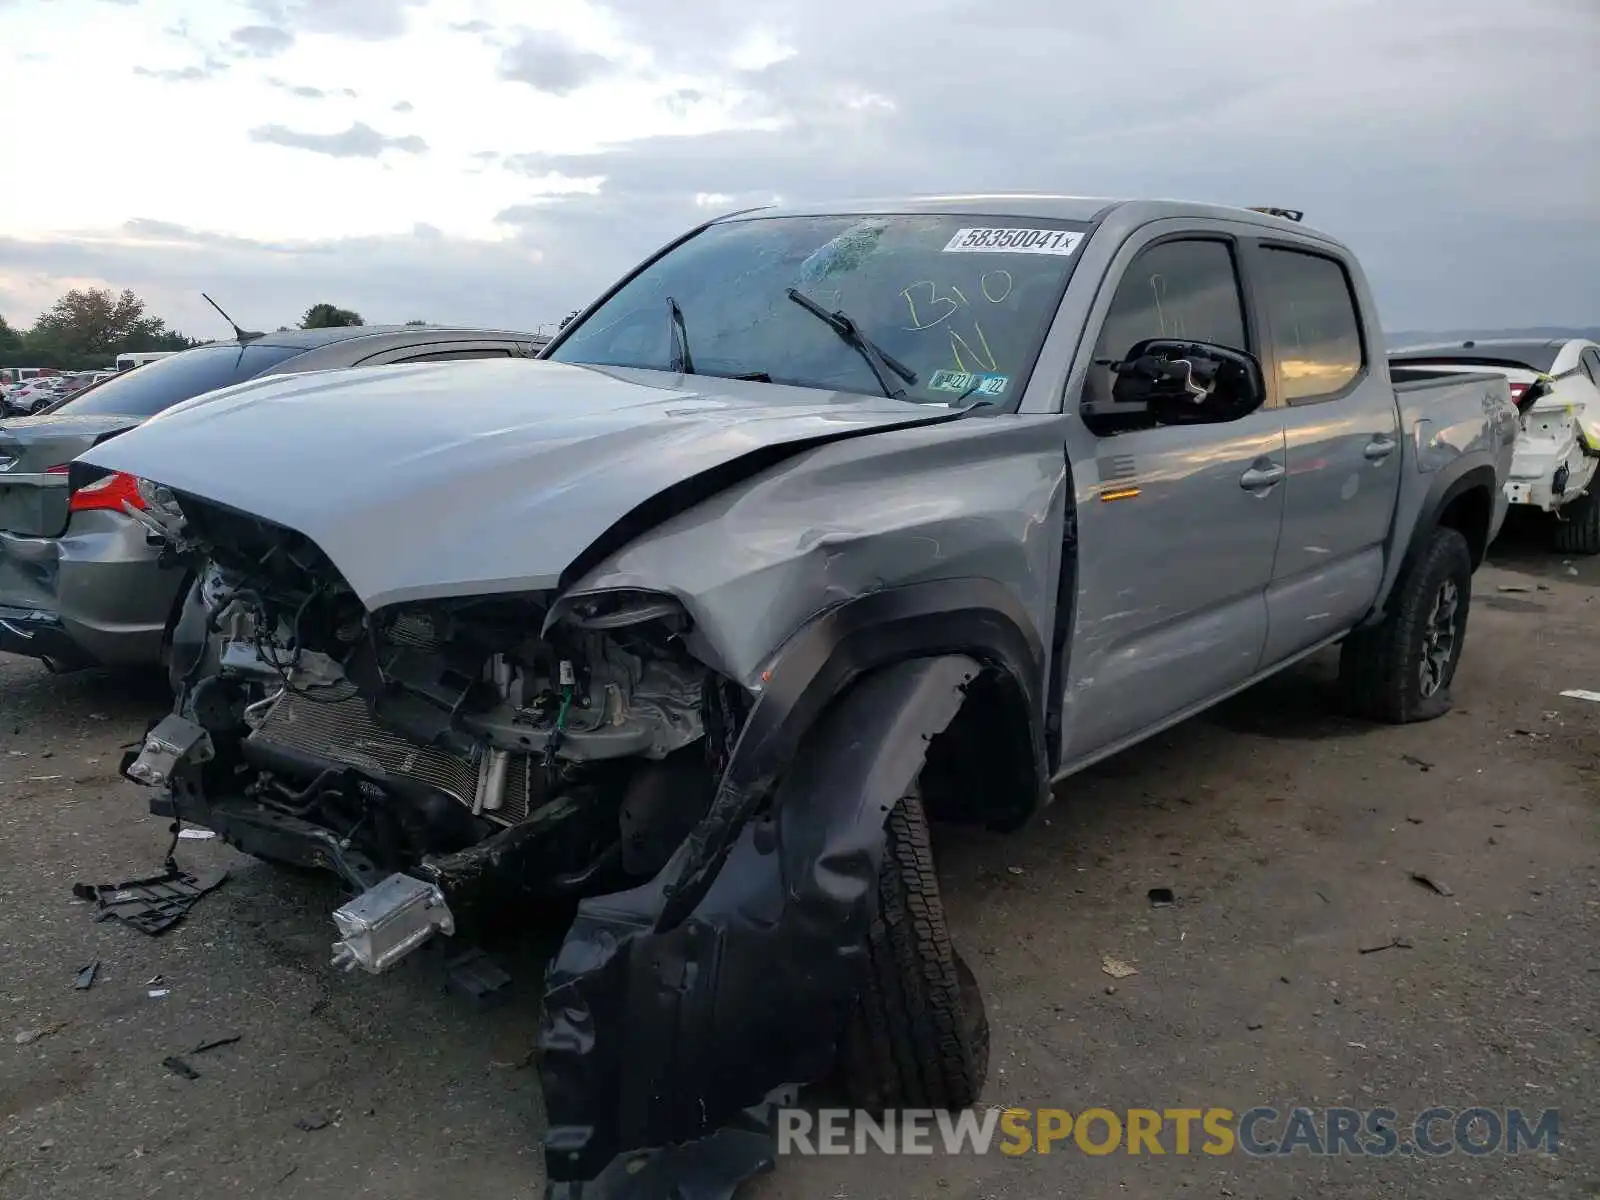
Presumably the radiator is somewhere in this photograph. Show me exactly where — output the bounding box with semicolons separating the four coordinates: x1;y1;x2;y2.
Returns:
249;689;532;825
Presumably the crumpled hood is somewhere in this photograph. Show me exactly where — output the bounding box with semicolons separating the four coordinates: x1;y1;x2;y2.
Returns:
82;358;952;609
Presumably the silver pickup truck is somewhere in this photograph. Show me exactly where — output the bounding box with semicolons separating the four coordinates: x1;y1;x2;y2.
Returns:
84;195;1515;1197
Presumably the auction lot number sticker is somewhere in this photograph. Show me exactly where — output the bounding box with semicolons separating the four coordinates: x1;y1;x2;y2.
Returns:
942;227;1083;255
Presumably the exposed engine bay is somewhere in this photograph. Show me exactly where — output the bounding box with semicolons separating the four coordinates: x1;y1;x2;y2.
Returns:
129;494;746;975
114;468;1010;1200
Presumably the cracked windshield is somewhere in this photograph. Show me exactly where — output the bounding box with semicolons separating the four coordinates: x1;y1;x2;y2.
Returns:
549;213;1091;406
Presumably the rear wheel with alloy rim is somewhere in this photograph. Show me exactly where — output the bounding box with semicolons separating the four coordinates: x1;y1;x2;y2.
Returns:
1339;526;1473;724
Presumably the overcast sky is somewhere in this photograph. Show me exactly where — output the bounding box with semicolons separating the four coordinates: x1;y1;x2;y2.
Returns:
1;0;1595;339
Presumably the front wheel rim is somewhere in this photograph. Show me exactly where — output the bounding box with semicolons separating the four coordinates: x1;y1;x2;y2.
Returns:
1419;579;1461;698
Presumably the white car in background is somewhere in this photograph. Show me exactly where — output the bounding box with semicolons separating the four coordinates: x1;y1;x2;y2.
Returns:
1389;337;1600;554
2;377;70;415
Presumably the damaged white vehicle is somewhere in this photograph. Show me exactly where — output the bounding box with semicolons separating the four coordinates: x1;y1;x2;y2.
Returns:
1390;337;1600;553
84;196;1514;1199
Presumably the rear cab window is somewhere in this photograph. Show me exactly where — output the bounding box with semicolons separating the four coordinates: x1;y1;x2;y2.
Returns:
1254;247;1365;403
46;343;307;418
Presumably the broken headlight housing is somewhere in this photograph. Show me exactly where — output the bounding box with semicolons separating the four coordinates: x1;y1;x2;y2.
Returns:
551;588;690;632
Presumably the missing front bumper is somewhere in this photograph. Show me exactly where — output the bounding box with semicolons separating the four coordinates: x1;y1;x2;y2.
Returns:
128;652;987;1200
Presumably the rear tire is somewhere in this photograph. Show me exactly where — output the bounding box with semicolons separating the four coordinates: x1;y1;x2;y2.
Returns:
838;783;988;1111
1338;526;1473;724
1553;490;1600;556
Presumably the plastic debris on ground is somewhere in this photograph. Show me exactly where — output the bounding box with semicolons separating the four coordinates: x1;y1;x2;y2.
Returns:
1410;870;1454;897
72;866;228;935
1101;955;1139;979
74;962;99;991
14;1021;68;1046
1559;689;1600;702
162;1056;200;1080
1359;935;1415;954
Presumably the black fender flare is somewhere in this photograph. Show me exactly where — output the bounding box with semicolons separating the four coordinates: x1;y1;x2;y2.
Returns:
538;654;984;1195
691;577;1053;869
1368;462;1498;625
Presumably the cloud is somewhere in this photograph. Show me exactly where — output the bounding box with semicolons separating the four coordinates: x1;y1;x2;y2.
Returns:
450;19;492;33
498;30;615;95
265;79;360;100
393;100;414;113
248;121;428;159
133;65;209;83
247;0;426;41
265;77;324;98
230;24;294;57
6;0;1597;337
0;220;570;337
475;0;1596;328
658;88;707;117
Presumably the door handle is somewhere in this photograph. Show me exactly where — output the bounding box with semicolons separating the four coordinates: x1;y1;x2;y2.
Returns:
1239;462;1285;490
1364;435;1398;461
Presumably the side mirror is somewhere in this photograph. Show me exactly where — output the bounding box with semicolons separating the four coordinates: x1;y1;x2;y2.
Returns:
1110;339;1266;424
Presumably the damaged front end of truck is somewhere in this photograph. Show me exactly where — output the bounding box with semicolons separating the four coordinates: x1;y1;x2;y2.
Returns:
115;472;1048;1197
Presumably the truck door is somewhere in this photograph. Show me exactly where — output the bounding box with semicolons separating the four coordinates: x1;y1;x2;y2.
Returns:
1058;231;1286;766
1248;244;1401;664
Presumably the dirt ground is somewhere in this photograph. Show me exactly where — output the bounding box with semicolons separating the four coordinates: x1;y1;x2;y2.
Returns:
2;520;1596;1200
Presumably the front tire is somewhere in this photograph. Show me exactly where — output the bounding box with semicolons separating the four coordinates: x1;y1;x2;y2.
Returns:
1339;526;1473;723
838;783;988;1111
1554;490;1600;556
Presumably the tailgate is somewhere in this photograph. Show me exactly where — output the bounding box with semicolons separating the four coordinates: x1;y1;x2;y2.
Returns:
0;414;142;537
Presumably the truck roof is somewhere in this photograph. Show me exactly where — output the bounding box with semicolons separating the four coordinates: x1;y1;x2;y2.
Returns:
717;193;1342;246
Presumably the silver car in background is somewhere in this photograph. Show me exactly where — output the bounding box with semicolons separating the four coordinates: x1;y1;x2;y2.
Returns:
0;325;546;671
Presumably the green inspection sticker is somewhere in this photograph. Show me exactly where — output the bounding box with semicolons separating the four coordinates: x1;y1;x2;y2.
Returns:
929;369;1009;397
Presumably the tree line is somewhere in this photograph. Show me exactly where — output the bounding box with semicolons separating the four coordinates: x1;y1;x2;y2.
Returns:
0;289;378;370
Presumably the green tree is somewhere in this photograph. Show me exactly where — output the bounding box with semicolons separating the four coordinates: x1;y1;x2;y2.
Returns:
301;303;365;329
0;314;24;365
404;319;427;326
20;288;192;368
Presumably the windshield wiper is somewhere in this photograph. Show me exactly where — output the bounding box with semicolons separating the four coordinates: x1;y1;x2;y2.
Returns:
785;287;916;400
666;296;695;375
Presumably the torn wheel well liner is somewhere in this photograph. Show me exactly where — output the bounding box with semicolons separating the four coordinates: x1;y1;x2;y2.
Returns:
538;653;981;1188
733;576;1049;821
652;578;1048;932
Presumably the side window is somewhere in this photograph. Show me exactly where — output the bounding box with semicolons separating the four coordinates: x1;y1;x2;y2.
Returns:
1581;348;1600;387
1256;248;1364;402
394;347;516;364
1082;239;1248;432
